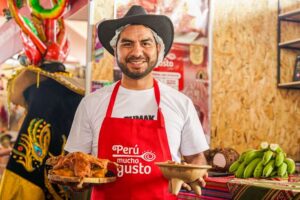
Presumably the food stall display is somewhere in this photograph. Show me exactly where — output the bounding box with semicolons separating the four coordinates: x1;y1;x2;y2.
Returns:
0;0;299;199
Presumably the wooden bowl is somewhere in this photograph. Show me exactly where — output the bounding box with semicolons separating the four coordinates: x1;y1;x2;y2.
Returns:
155;162;211;196
48;174;116;188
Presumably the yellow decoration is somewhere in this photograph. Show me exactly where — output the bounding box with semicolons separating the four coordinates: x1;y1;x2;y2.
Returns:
12;118;51;172
0;169;45;200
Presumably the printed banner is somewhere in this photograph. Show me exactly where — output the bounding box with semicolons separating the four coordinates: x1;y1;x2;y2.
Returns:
153;45;185;91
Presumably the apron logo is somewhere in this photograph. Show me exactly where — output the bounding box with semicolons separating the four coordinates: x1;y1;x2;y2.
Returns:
112;145;156;177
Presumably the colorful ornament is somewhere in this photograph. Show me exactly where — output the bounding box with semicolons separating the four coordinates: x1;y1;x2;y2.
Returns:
28;0;68;19
8;0;46;55
22;16;38;36
8;0;70;64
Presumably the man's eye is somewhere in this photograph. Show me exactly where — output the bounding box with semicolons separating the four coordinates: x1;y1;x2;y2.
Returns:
143;42;151;47
122;43;132;47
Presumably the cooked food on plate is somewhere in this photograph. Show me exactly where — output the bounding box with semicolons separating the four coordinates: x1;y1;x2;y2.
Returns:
46;152;117;179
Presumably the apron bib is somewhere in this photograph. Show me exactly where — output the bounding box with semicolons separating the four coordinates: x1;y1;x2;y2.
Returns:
91;80;176;200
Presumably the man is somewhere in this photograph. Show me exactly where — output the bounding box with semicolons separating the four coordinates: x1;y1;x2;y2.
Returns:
65;5;209;200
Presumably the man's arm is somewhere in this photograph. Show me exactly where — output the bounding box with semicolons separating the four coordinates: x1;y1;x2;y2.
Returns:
183;152;207;165
64;98;93;154
183;152;208;188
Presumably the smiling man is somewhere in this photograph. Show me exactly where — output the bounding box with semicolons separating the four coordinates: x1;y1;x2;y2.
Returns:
116;25;160;81
65;5;209;200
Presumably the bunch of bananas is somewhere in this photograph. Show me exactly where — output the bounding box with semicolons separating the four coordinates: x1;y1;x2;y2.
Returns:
229;142;296;178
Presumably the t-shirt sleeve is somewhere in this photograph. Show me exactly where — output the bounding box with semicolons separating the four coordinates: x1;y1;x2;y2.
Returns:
65;98;93;154
180;99;209;156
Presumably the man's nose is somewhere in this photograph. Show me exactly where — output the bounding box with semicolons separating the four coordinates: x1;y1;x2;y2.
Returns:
131;43;143;57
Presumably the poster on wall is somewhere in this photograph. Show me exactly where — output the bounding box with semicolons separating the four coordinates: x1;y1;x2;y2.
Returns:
115;0;209;44
153;44;185;91
183;43;209;136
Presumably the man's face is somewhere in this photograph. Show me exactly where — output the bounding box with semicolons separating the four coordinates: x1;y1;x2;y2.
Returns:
116;25;160;80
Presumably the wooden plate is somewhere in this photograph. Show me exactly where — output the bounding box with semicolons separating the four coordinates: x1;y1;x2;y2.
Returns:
155;162;212;169
48;174;116;184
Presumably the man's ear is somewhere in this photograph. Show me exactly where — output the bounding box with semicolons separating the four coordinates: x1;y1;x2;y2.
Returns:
114;47;118;58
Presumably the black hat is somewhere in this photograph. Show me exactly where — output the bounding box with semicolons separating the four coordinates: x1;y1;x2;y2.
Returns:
97;5;174;57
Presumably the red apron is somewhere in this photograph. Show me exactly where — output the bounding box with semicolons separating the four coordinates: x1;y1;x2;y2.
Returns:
91;80;176;200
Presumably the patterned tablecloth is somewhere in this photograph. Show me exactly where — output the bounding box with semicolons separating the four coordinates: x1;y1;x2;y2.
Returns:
177;175;300;200
227;177;300;200
178;176;233;200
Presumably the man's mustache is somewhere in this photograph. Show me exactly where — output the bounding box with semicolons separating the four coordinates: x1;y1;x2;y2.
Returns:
126;56;148;62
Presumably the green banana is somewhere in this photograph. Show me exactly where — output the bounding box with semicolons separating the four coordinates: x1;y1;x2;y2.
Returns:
285;158;296;174
229;160;241;173
253;160;264;178
270;143;279;152
277;162;287;177
235;161;246;178
262;150;274;165
275;152;285;167
260;142;269;150
270;170;277;177
238;149;253;162
243;158;261;178
275;147;283;153
263;160;275;177
244;150;264;164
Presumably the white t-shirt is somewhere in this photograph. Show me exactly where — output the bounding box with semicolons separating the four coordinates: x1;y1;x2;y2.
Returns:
65;81;209;162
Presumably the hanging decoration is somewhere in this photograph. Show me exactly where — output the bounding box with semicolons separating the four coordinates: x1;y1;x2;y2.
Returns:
8;0;69;65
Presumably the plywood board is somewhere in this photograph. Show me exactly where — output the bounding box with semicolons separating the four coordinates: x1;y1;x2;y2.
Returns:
211;0;300;160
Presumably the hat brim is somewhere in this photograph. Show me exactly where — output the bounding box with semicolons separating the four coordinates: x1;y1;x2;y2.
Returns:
8;66;85;107
98;14;174;57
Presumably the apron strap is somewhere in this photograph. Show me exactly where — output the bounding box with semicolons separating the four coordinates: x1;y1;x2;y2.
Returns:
153;79;160;106
105;79;164;127
106;81;121;118
153;80;165;128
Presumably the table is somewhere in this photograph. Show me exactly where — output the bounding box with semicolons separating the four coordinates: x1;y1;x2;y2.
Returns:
177;175;300;200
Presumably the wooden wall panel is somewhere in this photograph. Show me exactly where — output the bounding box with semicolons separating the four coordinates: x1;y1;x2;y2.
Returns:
211;0;300;160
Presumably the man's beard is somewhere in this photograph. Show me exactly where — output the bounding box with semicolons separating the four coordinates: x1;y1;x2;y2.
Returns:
116;55;157;80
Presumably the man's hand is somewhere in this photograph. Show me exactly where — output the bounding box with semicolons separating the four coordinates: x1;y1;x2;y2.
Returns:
68;183;92;192
49;179;92;192
182;152;208;189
